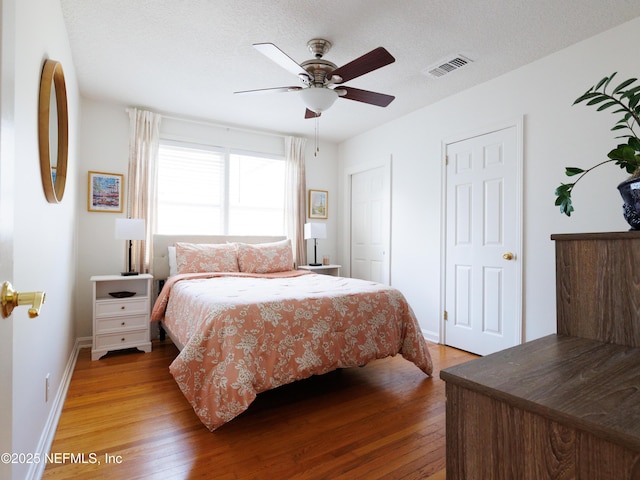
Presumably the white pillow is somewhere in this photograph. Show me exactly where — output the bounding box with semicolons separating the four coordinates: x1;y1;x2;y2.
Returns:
168;246;177;277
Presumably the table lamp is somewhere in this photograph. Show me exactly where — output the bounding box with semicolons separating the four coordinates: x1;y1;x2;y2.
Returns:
304;222;326;266
115;218;145;276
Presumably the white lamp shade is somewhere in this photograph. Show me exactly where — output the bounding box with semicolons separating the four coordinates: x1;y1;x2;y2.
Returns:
115;218;146;240
304;222;327;240
299;87;339;113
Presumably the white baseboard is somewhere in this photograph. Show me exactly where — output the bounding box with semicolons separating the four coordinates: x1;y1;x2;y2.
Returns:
76;336;92;348
422;329;440;344
27;337;87;480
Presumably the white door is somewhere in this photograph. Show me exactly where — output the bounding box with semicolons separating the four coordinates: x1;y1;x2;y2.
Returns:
350;164;390;284
444;124;522;356
0;0;15;475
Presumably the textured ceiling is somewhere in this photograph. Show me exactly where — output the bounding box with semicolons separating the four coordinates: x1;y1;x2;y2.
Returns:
61;0;640;143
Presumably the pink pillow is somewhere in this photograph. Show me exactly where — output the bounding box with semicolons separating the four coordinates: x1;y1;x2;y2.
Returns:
175;242;239;274
236;239;293;273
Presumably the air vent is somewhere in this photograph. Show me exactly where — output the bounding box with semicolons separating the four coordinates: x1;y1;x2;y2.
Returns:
422;55;473;78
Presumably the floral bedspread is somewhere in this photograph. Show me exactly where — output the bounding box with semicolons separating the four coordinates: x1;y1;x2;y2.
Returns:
152;272;433;431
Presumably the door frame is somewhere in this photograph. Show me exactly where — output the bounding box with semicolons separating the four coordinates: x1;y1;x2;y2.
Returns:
342;156;392;283
0;0;16;475
439;116;524;346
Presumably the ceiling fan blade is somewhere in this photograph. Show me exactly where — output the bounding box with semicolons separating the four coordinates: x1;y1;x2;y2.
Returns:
339;86;395;107
234;86;302;95
329;47;395;84
253;43;311;80
305;109;321;119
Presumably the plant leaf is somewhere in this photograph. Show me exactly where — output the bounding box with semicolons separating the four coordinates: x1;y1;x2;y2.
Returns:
586;95;611;106
613;78;638;94
555;182;574;216
622;145;636;161
628;137;640;151
621;86;640;98
564;167;584;176
559;197;574;216
555;183;572;194
597;100;618;111
595;76;610;90
603;72;617;91
573;91;600;104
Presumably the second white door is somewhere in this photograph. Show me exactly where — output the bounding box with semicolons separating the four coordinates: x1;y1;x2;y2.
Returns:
350;165;390;284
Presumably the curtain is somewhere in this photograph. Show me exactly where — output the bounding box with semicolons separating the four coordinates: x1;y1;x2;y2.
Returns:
127;108;161;273
285;136;307;266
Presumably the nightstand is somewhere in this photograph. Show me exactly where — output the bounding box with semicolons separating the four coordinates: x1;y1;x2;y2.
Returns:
298;264;342;276
90;274;153;361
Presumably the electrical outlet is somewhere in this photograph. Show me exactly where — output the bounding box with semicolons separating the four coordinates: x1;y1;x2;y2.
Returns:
45;374;50;403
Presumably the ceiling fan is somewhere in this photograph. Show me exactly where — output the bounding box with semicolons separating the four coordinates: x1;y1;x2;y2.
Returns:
235;39;396;118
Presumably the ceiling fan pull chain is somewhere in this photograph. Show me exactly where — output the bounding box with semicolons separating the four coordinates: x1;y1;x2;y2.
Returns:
315;116;320;156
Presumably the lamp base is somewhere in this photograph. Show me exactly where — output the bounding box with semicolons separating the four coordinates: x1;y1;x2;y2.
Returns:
308;263;322;267
120;271;139;276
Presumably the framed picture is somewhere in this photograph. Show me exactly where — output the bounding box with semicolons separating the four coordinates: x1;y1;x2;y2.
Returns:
308;189;328;219
88;171;124;213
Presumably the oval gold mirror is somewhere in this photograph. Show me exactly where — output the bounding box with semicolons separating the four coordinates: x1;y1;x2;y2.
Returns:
38;59;68;203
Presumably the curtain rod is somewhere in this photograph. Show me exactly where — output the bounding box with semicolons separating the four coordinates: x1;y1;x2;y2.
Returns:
125;107;291;141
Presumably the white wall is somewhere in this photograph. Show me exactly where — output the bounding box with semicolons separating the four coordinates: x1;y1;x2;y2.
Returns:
75;103;340;337
304;141;338;265
10;0;79;478
338;17;640;342
75;100;130;338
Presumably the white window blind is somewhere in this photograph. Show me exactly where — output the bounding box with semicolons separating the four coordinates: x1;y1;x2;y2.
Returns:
228;152;285;235
157;142;285;235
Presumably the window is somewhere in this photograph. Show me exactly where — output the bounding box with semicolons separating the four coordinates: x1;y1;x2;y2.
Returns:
228;152;285;234
157;141;285;235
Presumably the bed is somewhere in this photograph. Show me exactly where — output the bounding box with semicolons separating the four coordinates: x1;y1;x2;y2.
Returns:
151;234;433;431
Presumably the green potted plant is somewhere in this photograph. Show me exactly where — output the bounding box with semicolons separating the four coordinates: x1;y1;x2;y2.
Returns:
555;72;640;228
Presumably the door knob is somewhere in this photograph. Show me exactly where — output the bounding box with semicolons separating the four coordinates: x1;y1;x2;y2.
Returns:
502;252;515;261
1;281;46;318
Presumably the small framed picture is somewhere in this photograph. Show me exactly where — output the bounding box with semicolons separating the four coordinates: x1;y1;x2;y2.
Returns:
88;171;124;213
308;189;328;219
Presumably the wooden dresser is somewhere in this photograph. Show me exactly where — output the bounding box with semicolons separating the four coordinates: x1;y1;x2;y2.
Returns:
440;231;640;479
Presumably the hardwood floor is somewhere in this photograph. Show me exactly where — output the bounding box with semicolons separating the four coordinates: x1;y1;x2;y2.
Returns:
43;339;476;480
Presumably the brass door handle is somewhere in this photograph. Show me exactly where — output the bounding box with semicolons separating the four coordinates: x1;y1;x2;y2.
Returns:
502;252;515;261
1;281;46;318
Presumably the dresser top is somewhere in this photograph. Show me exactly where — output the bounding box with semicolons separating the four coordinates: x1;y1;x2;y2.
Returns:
551;230;640;241
91;274;153;281
440;334;640;450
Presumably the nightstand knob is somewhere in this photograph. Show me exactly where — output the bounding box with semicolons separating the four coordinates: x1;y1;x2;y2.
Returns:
121;322;126;326
121;306;125;310
121;338;125;342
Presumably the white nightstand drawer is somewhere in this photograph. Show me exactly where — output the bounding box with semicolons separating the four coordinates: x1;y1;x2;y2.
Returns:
94;330;149;349
95;314;148;334
91;274;153;360
95;298;148;317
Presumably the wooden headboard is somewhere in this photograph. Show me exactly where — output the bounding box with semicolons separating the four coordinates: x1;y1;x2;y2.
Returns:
152;234;286;281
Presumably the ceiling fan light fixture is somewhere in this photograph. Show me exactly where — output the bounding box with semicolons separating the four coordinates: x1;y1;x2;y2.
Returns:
299;87;339;113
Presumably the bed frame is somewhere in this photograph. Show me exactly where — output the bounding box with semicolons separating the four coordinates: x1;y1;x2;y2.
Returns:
151;234;286;343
